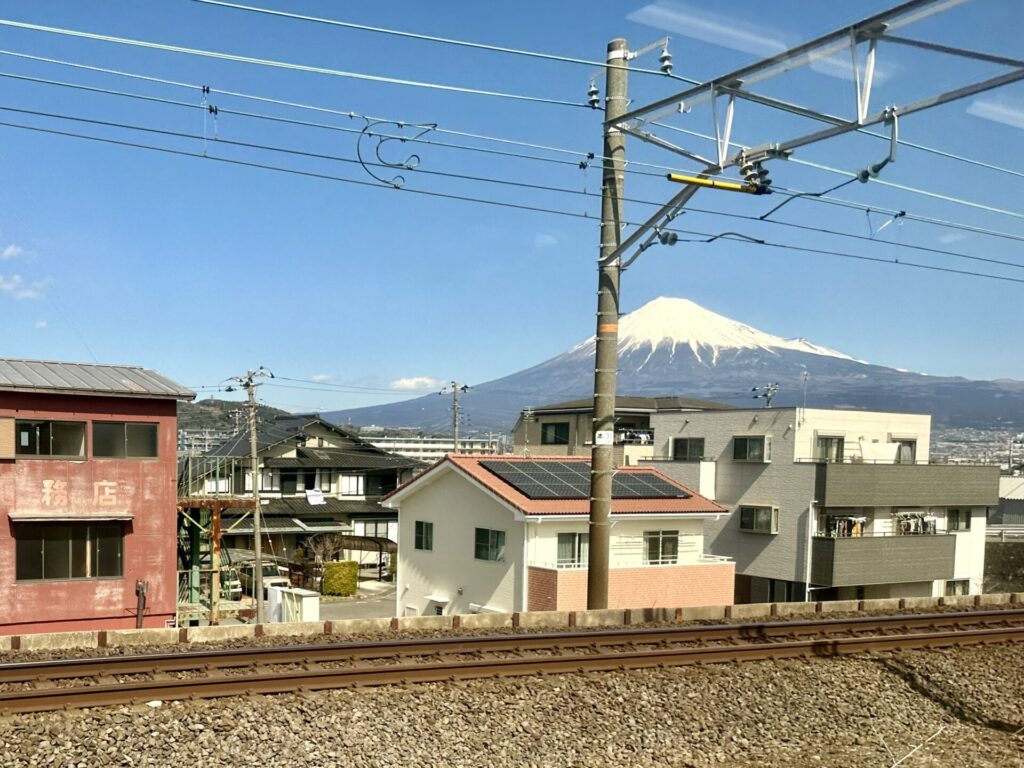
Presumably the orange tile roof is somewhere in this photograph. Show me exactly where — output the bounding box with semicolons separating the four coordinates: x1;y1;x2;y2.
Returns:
388;454;725;517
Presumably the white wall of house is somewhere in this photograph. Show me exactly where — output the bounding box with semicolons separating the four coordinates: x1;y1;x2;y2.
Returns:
525;517;706;568
950;506;987;593
794;409;931;463
394;469;525;616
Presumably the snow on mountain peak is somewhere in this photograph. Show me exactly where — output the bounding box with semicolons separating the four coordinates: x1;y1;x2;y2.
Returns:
573;297;860;365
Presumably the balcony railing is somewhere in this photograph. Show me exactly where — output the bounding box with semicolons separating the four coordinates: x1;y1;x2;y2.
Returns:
811;533;955;587
815;462;999;508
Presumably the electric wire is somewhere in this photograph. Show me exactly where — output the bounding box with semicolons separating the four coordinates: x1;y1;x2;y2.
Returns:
192;0;698;83
0;19;588;108
0;115;1020;286
7;64;1024;258
655;123;1024;223
0;50;692;180
9;46;1023;209
4;101;1023;274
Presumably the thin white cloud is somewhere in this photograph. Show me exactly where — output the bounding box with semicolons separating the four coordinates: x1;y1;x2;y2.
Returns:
0;274;51;300
390;376;443;391
534;233;559;249
967;98;1024;130
938;231;968;244
1;244;23;260
628;2;784;58
628;1;888;83
35;319;47;329
311;373;334;383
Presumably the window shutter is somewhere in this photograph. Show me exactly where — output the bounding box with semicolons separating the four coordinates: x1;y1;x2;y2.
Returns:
0;417;14;459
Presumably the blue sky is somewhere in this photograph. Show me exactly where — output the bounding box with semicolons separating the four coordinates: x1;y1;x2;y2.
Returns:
0;0;1022;413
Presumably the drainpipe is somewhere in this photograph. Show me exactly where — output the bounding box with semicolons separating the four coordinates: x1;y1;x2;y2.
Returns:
804;500;816;602
135;579;149;628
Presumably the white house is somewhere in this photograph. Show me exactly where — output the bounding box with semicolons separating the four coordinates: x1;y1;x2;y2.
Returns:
646;407;997;602
384;455;733;616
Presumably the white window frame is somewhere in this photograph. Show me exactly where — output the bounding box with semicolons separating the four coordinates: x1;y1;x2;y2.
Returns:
643;530;679;565
339;474;365;496
733;435;771;463
671;437;705;462
739;505;780;534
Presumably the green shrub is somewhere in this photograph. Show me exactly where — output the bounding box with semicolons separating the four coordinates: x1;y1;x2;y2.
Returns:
322;560;358;596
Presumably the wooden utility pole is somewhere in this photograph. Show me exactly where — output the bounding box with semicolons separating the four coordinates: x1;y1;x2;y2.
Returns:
588;38;629;610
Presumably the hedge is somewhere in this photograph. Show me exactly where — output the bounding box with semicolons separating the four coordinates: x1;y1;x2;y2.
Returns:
322;561;358;596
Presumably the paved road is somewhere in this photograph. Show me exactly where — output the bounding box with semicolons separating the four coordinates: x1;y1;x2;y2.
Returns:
319;581;397;621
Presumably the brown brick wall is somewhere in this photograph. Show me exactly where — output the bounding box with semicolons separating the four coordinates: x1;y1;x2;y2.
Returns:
527;566;558;611
554;563;735;612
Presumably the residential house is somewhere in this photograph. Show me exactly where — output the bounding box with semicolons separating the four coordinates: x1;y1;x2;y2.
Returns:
0;358;193;634
179;415;423;565
646;407;997;602
384;455;733;616
512;396;733;466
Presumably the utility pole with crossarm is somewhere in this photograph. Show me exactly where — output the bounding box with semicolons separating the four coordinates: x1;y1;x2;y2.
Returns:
585;0;1024;609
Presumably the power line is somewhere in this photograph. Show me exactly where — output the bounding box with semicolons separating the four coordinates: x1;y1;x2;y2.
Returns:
193;0;697;82
4;100;1023;274
655;123;1024;224
0;50;692;181
7;99;1022;274
0;18;588;108
1;114;1022;286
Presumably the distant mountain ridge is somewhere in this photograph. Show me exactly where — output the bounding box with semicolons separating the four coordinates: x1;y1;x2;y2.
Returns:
324;298;1024;434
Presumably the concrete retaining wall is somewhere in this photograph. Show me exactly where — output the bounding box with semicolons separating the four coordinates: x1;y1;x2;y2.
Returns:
2;593;1018;654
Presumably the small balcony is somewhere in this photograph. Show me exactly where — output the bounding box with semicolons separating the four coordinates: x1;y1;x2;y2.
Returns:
811;532;956;587
814;462;999;508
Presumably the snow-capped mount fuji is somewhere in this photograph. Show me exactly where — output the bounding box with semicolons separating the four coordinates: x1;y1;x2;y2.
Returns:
575;297;860;367
324;297;1024;434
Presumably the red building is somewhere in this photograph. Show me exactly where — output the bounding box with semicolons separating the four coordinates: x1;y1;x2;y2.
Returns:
0;358;193;634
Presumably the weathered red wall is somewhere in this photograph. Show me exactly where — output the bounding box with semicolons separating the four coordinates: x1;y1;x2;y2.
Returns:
0;392;179;634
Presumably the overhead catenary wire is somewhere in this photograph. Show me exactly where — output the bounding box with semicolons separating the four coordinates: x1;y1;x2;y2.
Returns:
0;115;1021;287
192;0;698;83
6;99;1023;273
0;50;691;180
0;18;588;108
8;46;1024;223
654;123;1024;224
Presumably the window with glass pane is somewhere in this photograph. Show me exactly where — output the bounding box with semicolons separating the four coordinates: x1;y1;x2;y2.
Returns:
739;506;778;534
364;520;390;538
340;475;365;496
643;530;679;564
15;420;85;457
474;528;505;561
540;422;570;445
557;532;589;566
815;436;844;463
672;438;704;461
733;436;768;462
317;470;332;492
944;579;969;596
415;520;433;551
895;440;917;464
94;422;157;458
15;523;123;580
948;509;971;531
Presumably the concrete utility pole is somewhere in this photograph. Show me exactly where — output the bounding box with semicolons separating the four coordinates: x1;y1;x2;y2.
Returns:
227;367;273;624
441;381;469;453
588;38;629;610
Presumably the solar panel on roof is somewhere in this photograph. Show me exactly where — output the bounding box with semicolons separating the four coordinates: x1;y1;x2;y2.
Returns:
479;460;688;500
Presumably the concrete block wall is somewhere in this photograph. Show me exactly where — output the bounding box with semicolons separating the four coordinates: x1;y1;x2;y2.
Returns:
1;593;1020;653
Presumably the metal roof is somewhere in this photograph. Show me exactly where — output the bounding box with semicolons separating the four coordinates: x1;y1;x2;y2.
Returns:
0;358;194;400
265;446;422;470
1000;476;1024;500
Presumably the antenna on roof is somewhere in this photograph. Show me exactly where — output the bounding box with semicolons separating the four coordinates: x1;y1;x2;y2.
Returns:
751;382;779;408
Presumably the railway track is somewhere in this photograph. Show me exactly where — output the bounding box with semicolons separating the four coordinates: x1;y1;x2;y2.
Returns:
1;609;1022;714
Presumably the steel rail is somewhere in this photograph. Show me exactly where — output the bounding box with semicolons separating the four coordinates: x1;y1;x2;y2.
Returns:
1;609;1022;685
0;626;1020;715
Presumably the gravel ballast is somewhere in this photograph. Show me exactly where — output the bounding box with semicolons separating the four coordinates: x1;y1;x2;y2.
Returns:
1;644;1022;767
